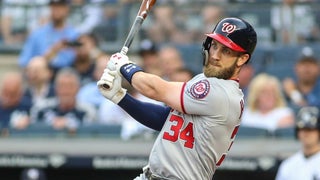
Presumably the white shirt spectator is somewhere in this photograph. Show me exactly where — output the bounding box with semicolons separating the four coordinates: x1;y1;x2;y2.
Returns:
241;107;294;132
276;151;320;180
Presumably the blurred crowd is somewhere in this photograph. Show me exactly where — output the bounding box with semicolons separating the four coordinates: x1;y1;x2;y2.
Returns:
0;0;320;142
1;0;320;47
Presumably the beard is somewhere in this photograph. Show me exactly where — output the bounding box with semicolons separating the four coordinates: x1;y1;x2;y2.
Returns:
203;58;238;79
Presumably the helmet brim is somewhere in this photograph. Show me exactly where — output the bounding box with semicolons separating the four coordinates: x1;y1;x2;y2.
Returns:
205;33;246;53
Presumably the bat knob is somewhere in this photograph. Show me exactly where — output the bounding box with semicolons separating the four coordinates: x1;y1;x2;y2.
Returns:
102;84;110;89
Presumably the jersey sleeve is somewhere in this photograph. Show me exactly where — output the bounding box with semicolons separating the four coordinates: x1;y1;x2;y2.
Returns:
181;76;232;116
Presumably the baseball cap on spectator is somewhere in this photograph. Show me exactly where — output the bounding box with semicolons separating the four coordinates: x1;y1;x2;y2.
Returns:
49;0;69;5
139;39;158;56
297;56;319;65
296;46;319;64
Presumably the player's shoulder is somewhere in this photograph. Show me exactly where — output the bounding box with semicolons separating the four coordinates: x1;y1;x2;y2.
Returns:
186;74;241;99
189;73;217;84
189;74;238;89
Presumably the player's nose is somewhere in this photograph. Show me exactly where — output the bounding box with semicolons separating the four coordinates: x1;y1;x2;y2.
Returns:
210;49;221;61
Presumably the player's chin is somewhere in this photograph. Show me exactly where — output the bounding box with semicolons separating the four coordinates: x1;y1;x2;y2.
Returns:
203;65;219;77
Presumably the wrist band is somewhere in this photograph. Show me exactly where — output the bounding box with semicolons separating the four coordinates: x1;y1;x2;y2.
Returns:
120;63;143;84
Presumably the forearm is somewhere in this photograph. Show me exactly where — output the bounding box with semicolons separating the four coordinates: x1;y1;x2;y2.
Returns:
119;64;167;102
113;54;183;112
120;64;184;112
131;72;164;101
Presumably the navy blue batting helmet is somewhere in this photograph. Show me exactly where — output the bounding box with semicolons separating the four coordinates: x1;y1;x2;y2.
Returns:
202;17;257;65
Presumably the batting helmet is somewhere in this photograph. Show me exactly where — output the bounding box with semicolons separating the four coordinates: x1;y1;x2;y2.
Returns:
202;17;257;65
295;106;320;138
296;106;320;129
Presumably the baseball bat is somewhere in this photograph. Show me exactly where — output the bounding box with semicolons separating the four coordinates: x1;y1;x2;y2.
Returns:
103;0;157;89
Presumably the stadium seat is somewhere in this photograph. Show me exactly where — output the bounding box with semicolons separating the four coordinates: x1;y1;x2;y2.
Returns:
236;126;270;138
250;45;272;75
273;127;295;139
176;44;203;74
76;124;122;138
9;123;64;137
263;45;300;80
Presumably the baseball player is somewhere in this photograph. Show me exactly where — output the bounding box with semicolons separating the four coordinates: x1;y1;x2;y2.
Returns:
276;106;320;180
97;17;257;180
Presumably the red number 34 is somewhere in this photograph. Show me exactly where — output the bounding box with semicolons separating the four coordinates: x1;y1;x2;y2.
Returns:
163;115;194;149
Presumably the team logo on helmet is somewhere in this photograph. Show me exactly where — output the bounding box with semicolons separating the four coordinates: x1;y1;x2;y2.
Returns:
190;80;210;99
221;22;236;34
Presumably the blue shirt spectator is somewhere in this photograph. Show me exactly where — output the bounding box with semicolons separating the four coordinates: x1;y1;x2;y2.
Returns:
77;83;102;109
18;23;79;69
18;0;79;70
304;79;320;107
282;56;320;111
77;54;109;108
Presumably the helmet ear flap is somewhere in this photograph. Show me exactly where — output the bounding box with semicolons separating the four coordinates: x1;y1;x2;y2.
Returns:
202;48;209;66
202;37;212;66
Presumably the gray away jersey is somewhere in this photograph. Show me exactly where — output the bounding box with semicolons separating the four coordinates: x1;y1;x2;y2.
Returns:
148;73;244;180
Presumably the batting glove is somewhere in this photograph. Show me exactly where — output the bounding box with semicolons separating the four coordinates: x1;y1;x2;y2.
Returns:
107;52;143;84
97;68;126;104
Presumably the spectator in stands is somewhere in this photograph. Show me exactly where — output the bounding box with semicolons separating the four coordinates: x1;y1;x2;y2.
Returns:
241;73;295;132
72;33;105;85
0;71;32;136
92;1;119;42
170;68;194;82
18;0;79;73
77;54;110;109
276;106;320;180
239;63;255;101
0;0;50;45
138;39;162;76
282;55;320;111
158;45;185;81
201;4;226;36
271;0;319;44
68;0;104;35
31;68;96;134
144;4;177;44
24;56;55;105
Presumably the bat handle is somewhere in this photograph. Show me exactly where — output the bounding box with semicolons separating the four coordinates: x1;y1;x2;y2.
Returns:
102;16;143;91
121;16;144;54
120;46;129;55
